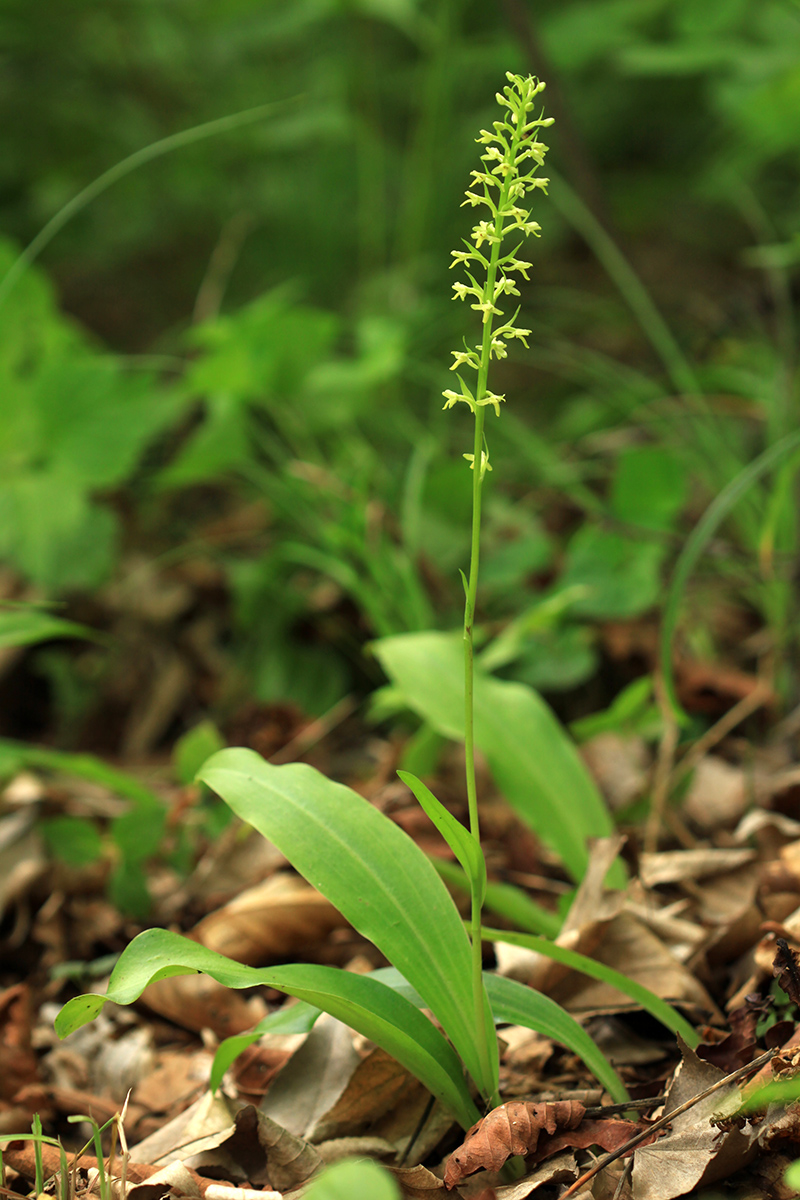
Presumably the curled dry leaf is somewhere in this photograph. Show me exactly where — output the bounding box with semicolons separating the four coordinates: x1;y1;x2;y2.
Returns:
444;1101;585;1188
773;937;800;1010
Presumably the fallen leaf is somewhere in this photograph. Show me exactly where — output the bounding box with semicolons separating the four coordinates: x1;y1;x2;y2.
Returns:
444;1101;585;1188
773;938;800;1010
631;1039;757;1200
141;970;267;1039
638;848;756;888
193;874;343;967
311;1044;449;1162
260;1014;360;1141
681;756;749;831
548;911;719;1019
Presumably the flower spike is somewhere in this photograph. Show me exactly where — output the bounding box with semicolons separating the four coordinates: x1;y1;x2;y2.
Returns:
443;74;551;434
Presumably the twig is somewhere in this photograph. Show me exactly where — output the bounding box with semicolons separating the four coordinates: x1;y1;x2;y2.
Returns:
560;1048;776;1198
269;695;357;764
612;1156;633;1200
669;681;771;790
644;674;679;854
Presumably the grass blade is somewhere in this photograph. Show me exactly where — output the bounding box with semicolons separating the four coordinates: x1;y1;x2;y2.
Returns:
660;429;800;717
482;926;698;1047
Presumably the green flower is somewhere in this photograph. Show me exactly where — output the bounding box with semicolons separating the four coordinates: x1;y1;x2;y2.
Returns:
443;73;552;437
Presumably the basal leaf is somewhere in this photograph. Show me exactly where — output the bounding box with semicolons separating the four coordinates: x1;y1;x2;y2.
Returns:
56;929;481;1130
483;972;629;1104
373;632;622;885
197;748;497;1100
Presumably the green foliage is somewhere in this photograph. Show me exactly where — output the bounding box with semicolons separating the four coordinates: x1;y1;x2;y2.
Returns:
372;631;624;886
0;604;97;649
197;747;497;1103
0;235;185;592
56;748;631;1121
302;1158;400;1200
482;927;698;1046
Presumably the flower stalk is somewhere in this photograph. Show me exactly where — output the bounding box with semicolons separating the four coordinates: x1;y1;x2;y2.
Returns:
444;73;553;1106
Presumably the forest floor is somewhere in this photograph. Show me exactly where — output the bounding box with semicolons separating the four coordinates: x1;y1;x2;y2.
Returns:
3;641;800;1200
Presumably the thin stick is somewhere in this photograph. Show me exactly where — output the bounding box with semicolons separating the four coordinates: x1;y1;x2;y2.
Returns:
644;675;679;854
561;1048;776;1198
669;682;770;789
612;1156;633;1200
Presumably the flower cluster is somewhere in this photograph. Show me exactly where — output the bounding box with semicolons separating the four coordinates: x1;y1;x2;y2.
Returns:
443;73;553;455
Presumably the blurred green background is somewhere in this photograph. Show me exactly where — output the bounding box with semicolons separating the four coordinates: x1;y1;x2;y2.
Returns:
2;0;800;753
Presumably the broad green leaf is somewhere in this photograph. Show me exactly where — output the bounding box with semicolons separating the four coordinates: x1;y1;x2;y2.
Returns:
302;1157;400;1200
211;965;426;1094
372;632;622;886
197;748;497;1099
483;972;629;1104
560;525;665;620
482;927;698;1047
55;929;480;1129
0;609;97;649
397;769;486;904
610;446;687;533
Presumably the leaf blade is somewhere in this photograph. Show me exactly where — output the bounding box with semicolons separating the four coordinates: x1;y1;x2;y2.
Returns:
197;748;496;1099
397;769;486;903
56;929;481;1129
373;632;622;885
482;926;698;1047
483;972;629;1104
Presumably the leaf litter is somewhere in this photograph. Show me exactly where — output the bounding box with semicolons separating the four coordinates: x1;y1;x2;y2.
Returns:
9;717;800;1198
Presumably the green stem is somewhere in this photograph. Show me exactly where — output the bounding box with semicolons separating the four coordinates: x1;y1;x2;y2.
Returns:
462;149;521;1108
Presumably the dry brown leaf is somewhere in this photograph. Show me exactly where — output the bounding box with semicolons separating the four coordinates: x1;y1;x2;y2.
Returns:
548;911;719;1019
132;1049;213;1114
639;847;756;888
496;836;625;993
310;1044;448;1162
259;1014;360;1140
141;971;267;1039
581;734;649;812
631;1039;757;1200
681;756;749;830
199;1104;322;1191
475;1152;579;1199
0;984;38;1105
193;874;343;966
0;810;46;919
444;1101;586;1188
387;1163;454;1198
129;1089;240;1166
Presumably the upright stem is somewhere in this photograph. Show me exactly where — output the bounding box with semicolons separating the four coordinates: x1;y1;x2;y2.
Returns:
463;227;506;1109
448;76;549;1108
